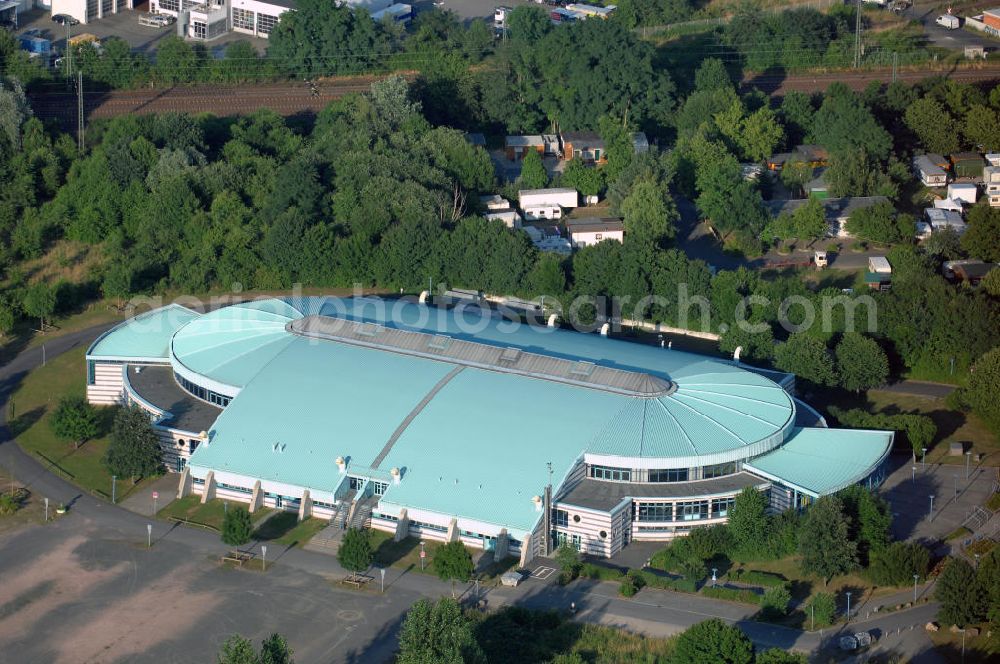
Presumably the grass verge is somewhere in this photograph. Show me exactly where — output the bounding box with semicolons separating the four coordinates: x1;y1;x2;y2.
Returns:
9;344;155;501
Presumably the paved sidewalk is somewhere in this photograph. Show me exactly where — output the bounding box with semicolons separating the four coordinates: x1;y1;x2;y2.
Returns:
117;473;178;517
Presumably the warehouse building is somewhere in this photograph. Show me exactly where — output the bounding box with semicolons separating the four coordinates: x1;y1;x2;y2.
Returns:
86;297;892;564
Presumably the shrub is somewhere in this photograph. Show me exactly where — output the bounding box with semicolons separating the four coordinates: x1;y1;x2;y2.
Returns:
618;569;647;597
728;569;788;588
555;544;582;575
867;541;931;587
49;395;100;448
760;585;792;619
0;493;19;516
701;585;761;605
687;524;734;560
679;556;707;583
578;563;624;582
807;592;836;627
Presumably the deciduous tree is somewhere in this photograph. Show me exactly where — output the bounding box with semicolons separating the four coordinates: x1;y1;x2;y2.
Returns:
103;405;162;484
50;395;99;449
835;332;889;392
936;557;986;626
222;507;254;548
337;528;374;582
799;496;857;583
398;598;485;664
435;540;474;598
773;334;836;387
672;618;754;664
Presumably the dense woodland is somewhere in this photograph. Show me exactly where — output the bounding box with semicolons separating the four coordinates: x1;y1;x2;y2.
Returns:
2;5;1000;437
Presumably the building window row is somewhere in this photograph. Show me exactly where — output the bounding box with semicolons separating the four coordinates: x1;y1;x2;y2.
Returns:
410;520;447;533
218;482;252;494
636;497;734;522
589;465;631;482
553;509;568;527
372;511;398;522
159;0;179;10
233;7;254;30
703;462;738;479
177;375;232;407
589;463;739;484
648;468;688;483
257;13;278;35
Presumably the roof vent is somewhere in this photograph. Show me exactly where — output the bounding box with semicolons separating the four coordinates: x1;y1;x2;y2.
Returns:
569;361;596;377
357;323;381;337
499;347;522;363
428;334;451;351
273;442;280;452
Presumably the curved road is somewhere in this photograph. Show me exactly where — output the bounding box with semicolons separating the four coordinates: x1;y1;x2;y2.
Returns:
0;325;942;661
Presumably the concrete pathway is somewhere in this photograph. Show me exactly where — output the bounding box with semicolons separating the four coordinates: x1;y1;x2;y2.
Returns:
117;473;178;517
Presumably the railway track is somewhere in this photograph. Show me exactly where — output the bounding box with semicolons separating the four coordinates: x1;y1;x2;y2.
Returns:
27;79;383;125
26;64;1000;126
742;64;1000;94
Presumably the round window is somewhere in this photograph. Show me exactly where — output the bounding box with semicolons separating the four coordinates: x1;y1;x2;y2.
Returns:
573;514;581;523
599;530;608;539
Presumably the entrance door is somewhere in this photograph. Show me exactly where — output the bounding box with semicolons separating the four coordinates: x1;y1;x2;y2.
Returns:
274;494;283;509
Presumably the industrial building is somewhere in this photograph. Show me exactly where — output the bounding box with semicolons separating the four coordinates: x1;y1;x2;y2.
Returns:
86;297;892;564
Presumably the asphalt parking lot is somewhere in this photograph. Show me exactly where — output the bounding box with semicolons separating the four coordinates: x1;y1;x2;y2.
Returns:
15;7;268;57
0;516;418;663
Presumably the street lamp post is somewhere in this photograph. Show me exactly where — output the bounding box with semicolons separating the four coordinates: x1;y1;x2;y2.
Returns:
928;494;935;521
420;540;425;571
44;497;49;522
261;545;267;572
380;567;386;593
913;574;919;602
965;451;971;479
911;465;915;484
112;475;117;504
711;568;718;586
146;523;152;548
845;592;852;623
921;448;927;467
811;603;814;631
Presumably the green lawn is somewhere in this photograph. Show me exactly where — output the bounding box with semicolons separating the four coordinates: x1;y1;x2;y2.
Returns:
368;530;517;581
9;345;154;501
806;387;1000;466
158;495;229;531
253;512;326;547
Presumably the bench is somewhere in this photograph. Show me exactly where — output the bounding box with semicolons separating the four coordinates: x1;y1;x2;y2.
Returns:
221;551;255;567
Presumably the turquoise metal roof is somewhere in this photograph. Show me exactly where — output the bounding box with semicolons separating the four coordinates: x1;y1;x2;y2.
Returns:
88;304;200;361
136;295;888;538
170;299;320;390
377;369;625;535
744;427;893;497
188;336;455;495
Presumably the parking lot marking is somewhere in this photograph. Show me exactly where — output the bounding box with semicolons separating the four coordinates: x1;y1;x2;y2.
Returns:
531;566;555;579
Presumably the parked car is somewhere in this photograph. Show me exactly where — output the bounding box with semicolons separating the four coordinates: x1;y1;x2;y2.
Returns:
935;14;960;29
138;13;175;28
839;631;875;651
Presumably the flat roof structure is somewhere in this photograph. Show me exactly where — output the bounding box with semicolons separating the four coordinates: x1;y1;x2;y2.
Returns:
85;296;893;557
744;427;892;497
126;364;222;433
89;304;199;362
565;218;625;234
560;473;766;511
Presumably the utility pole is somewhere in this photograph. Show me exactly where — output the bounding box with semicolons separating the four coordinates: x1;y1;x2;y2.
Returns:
854;0;863;69
77;70;85;153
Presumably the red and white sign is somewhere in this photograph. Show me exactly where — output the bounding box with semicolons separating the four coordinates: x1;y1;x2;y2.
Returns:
152;491;159;500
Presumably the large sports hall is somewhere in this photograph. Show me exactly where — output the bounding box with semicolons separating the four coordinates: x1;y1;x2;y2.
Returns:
85;296;892;564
